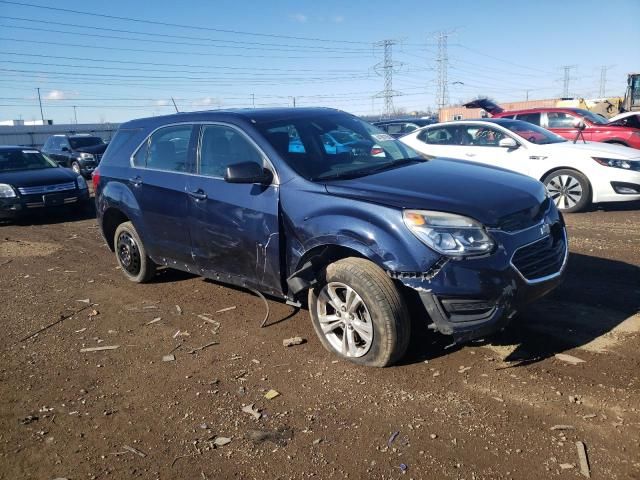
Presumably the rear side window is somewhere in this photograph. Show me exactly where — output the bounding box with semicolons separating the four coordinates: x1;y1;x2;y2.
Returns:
386;124;403;135
516;113;541;126
133;125;194;172
418;127;453;145
102;129;140;164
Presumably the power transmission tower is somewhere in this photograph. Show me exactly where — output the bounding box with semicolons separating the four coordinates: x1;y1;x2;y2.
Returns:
373;39;402;118
435;32;451;110
562;65;577;98
598;65;614;97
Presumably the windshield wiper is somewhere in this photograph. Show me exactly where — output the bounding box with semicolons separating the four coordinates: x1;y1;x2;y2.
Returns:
314;157;424;182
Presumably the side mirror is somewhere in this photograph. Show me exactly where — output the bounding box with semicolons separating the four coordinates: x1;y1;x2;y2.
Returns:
573;120;587;130
225;161;272;184
498;137;519;149
61;146;70;152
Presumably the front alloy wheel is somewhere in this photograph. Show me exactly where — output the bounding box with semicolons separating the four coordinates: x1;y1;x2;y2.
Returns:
543;169;591;213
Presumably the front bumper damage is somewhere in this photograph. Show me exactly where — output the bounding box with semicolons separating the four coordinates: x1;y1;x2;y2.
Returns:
392;220;568;344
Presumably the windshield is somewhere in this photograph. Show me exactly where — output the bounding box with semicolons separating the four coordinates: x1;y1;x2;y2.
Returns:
69;137;104;149
0;149;58;172
255;112;423;181
500;120;567;145
572;109;608;125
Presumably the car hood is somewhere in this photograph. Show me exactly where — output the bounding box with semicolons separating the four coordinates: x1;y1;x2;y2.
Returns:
541;141;640;160
0;166;77;187
75;143;108;154
462;98;503;115
324;159;547;227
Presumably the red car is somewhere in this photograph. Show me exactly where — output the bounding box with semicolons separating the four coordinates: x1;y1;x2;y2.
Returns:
463;100;640;149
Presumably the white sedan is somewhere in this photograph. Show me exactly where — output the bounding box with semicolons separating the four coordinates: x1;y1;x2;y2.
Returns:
400;119;640;212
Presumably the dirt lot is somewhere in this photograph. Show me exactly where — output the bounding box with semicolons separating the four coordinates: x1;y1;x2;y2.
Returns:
1;203;639;480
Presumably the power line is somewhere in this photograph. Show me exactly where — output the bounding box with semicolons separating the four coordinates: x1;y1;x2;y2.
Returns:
0;0;370;44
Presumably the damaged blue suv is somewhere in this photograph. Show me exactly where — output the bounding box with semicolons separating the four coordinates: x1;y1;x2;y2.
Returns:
94;108;567;367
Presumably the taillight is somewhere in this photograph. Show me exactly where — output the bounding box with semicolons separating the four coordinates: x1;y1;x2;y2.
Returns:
91;168;100;191
371;146;384;156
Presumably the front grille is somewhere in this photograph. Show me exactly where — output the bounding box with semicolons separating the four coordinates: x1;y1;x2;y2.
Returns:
18;181;76;195
498;197;550;232
511;224;566;282
94;153;103;163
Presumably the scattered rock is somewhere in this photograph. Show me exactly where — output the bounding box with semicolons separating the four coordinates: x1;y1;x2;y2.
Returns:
163;354;176;362
213;437;231;447
430;434;438;439
560;463;575;470
264;389;280;400
175;305;182;315
145;317;162;325
282;336;306;347
551;425;575;431
20;415;38;425
555;353;586;365
246;428;293;447
76;299;90;304
313;438;322;445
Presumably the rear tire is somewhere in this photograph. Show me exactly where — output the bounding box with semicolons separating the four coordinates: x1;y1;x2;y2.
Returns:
114;221;156;283
308;257;410;367
543;169;591;213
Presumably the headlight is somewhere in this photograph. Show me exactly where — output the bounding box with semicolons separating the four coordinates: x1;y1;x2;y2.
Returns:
76;175;87;189
0;183;16;198
403;210;495;257
78;152;94;160
593;157;640;171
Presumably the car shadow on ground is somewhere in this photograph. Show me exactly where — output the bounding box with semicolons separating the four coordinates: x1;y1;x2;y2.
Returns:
401;252;640;367
589;199;640;212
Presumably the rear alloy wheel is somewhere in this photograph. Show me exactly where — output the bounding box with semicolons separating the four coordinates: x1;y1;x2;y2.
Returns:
543;169;591;213
114;221;156;283
71;161;81;175
308;257;410;367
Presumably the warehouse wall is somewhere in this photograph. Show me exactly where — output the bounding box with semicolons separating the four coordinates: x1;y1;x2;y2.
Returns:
0;123;120;148
439;99;558;122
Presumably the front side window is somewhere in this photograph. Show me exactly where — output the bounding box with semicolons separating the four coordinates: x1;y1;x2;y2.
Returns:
386;124;403;135
142;125;193;172
418;127;454;145
199;125;263;177
69;136;104;149
547;112;578;128
255;112;421;181
465;125;508;147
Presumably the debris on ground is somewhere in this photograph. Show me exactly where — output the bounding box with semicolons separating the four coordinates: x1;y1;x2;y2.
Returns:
264;389;280;400
216;306;236;313
145;317;162;325
79;345;119;353
20;415;38;425
555;353;586;365
400;463;408;473
162;354;176;362
245;427;293;447
576;441;591;478
76;299;90;304
213;437;231;447
88;309;99;318
560;463;575;470
175;305;182;315
388;431;400;447
187;341;218;354
122;445;147;457
241;403;262;420
430;433;438;439
551;425;575;431
313;438;322;445
458;366;471;373
282;336;306;347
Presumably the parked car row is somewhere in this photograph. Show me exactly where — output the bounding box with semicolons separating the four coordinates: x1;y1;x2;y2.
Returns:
41;134;108;177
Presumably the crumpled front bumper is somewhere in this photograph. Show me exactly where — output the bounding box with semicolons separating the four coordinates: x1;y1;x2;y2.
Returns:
395;220;567;343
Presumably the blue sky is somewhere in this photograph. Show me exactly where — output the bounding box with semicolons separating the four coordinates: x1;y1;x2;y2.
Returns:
0;0;638;124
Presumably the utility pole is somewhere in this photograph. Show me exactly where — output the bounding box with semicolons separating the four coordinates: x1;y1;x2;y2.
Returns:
291;96;296;108
436;32;450;110
36;87;45;124
73;105;77;124
598;65;614;97
562;65;577;98
373;39;402;118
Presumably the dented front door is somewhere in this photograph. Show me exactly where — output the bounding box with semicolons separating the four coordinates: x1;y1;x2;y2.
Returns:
185;124;282;295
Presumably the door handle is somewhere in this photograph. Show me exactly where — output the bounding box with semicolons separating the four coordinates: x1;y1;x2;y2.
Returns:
188;189;208;201
129;176;142;187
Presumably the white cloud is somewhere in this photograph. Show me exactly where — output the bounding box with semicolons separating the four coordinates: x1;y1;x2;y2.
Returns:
154;99;171;106
193;97;220;108
289;13;308;23
333;15;345;23
44;89;66;100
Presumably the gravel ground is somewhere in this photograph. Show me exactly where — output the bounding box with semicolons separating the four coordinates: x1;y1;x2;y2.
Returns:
0;202;639;480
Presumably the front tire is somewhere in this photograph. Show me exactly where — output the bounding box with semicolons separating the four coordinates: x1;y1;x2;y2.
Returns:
308;257;410;367
114;221;156;283
543;169;591;213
